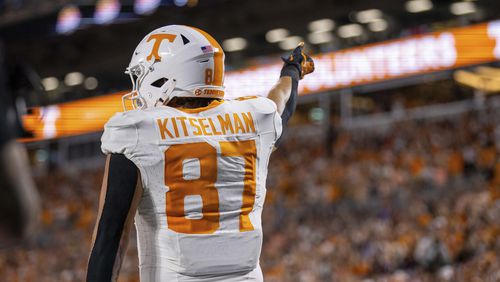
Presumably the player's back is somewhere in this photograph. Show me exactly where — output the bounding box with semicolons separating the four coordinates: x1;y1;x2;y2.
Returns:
101;97;281;279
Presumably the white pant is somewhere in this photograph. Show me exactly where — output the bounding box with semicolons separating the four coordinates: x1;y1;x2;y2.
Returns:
139;265;263;282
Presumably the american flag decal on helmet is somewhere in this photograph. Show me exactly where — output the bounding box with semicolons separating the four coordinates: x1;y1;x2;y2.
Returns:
201;45;213;53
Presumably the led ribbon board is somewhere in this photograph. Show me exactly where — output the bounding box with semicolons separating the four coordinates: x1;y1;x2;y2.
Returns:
22;21;500;141
225;20;500;98
22;93;125;142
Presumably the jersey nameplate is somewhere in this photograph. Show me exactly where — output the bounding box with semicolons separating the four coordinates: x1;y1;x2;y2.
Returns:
156;112;256;139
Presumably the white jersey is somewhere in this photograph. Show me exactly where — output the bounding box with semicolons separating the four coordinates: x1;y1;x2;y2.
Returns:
101;97;281;280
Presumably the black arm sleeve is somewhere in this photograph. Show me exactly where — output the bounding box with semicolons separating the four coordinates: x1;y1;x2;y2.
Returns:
275;65;300;147
87;154;138;282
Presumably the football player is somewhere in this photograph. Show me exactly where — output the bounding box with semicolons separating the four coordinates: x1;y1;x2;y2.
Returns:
0;46;40;243
87;25;314;282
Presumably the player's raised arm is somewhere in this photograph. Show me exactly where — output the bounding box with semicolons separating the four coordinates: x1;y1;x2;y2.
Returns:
87;154;143;282
267;42;314;145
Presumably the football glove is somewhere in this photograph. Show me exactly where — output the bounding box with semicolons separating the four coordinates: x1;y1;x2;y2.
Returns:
281;42;315;79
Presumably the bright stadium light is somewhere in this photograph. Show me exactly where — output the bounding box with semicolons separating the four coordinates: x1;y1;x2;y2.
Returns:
355;9;383;23
265;28;289;43
368;19;388;32
278;36;303;50
338;24;363;38
308;31;333;44
56;5;81;34
406;0;433;13
42;77;59;91
94;0;121;25
64;72;84;86
222;37;248;52
174;0;188;7
308;19;335;33
84;77;99;90
450;2;476;15
134;0;161;15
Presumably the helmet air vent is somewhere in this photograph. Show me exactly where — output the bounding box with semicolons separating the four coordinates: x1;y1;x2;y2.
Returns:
151;77;169;88
181;34;190;45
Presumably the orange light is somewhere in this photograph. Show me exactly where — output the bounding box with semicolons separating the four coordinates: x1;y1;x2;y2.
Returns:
20;21;500;142
22;92;126;142
224;21;500;98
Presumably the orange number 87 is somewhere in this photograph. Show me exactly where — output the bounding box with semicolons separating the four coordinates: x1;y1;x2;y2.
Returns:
164;140;257;234
205;68;213;85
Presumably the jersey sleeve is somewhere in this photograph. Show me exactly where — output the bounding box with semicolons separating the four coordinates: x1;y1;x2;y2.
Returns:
243;96;282;141
101;111;140;157
264;98;283;141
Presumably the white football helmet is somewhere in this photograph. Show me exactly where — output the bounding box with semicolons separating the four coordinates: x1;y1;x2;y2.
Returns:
122;25;225;110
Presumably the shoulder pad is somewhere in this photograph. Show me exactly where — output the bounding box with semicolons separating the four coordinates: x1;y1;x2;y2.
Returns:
105;110;144;128
101;111;144;156
235;96;277;114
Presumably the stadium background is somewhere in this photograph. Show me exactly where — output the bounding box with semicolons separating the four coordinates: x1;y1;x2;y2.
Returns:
1;0;500;281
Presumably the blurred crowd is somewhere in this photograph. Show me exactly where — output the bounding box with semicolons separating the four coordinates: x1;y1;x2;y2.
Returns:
1;108;500;282
264;108;500;282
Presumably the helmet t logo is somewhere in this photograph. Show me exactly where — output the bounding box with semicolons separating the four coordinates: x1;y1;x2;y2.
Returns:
146;34;177;62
